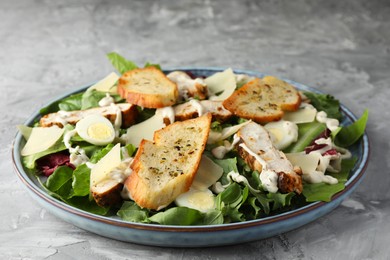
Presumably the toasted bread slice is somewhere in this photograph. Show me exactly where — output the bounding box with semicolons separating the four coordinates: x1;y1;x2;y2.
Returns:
173;100;232;122
223;77;301;124
39;103;138;128
118;67;178;108
125;113;212;210
236;122;302;194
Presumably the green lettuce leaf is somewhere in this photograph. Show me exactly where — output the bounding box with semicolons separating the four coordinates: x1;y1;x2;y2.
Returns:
144;62;161;70
335;109;368;147
89;144;114;163
22;138;67;169
107;52;138;74
42;165;110;215
203;210;224;225
284;122;327;153
69;164;90;197
302;158;357;202
117;201;150;223
149;207;203;225
45;166;73;197
304;92;342;120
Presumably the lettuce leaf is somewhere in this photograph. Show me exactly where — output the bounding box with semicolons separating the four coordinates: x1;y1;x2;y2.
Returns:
149;207;203;225
117;201;150;223
302;157;357;202
335;109;368;147
107;52;138;74
69;164;90;197
22;138;67;169
42;165;110;215
304;92;342;120
284;122;327;153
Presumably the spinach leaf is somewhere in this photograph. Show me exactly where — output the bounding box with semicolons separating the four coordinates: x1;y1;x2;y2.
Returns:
69;164;90;197
304;92;342;120
335;109;368;147
46;166;73;193
67;196;110;215
149;207;203;225
107;52;138;74
117;201;150;223
40;165;110;215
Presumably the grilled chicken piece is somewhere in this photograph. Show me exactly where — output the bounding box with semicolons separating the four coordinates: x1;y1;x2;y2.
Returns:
166;71;208;100
236;122;302;194
91;180;124;207
173;100;232;122
40;103;138;128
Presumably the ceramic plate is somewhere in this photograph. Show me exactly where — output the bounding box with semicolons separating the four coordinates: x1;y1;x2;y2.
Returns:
12;68;370;247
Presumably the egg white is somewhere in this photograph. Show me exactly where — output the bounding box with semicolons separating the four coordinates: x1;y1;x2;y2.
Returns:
76;115;115;146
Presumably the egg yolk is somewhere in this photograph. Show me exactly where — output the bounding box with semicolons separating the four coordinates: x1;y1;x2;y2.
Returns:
87;123;113;140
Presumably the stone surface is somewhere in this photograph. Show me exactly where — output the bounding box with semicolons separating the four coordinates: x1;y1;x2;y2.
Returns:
1;0;389;259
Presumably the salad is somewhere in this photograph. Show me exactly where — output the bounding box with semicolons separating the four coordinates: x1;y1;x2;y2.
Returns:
18;52;368;226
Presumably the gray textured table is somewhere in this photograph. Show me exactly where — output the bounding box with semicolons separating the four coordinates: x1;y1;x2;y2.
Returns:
1;0;389;259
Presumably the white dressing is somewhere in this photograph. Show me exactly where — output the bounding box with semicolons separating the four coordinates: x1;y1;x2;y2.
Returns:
167;71;206;100
98;93;115;107
211;134;240;159
63;129;89;167
239;143;279;193
157;106;175;125
316;111;340;131
189;99;204;117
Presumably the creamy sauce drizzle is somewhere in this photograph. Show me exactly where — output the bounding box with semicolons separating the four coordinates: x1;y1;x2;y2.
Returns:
189;99;204;117
156;106;175;125
303;137;352;184
63;129;89;166
316;111;339;131
98;93;115;107
239;143;279;193
211;134;240;159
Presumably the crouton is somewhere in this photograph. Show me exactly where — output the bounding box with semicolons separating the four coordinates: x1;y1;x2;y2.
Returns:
125;113;212;210
118;67;178;108
223;77;301;124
